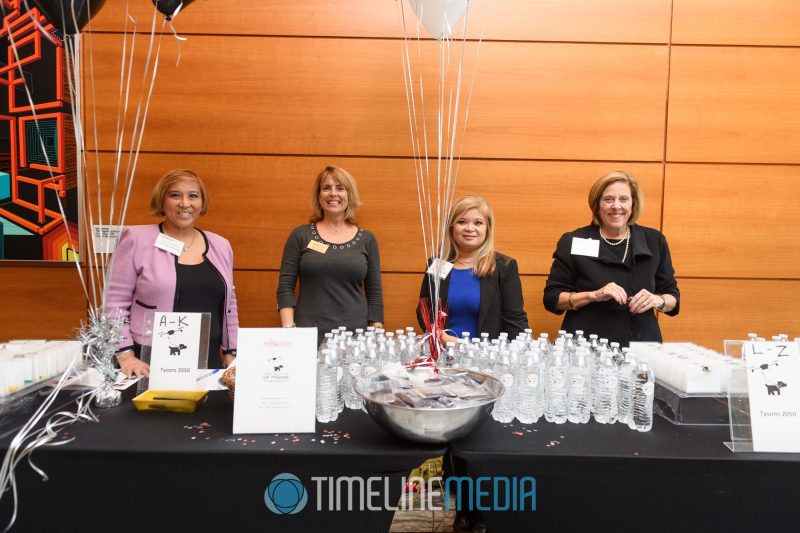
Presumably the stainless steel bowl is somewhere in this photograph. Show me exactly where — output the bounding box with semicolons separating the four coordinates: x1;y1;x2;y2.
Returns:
356;368;504;444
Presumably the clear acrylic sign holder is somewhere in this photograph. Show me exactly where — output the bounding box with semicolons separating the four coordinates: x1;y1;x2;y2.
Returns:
723;340;753;452
136;311;211;393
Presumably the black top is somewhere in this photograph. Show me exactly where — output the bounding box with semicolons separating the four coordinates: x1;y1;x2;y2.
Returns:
277;223;383;344
175;259;226;368
417;253;529;339
543;224;680;347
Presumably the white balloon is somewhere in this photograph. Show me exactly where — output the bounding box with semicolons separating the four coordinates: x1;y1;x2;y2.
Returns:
409;0;471;41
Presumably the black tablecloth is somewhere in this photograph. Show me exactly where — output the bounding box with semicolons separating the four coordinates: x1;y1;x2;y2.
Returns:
0;390;446;532
450;416;800;532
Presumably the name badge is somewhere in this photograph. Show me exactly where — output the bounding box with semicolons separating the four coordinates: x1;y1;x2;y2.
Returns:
570;237;599;258
307;240;329;253
154;233;185;256
426;258;454;280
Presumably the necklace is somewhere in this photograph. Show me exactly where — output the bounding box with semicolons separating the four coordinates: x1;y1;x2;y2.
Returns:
456;257;475;266
600;227;630;263
183;230;196;251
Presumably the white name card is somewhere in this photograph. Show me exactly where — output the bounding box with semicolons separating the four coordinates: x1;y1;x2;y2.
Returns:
93;225;123;254
570;237;599;258
745;341;800;452
148;312;202;390
233;328;318;434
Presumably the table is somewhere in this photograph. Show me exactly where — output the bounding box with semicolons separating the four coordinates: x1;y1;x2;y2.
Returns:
449;416;800;532
0;390;446;532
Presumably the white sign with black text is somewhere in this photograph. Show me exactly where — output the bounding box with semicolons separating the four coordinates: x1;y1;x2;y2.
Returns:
233;328;317;434
745;341;800;452
148;312;202;390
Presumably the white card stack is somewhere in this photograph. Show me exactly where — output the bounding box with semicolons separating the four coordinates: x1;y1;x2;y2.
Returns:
629;342;745;394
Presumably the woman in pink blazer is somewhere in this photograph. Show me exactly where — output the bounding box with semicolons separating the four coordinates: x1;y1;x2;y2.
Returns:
106;169;239;377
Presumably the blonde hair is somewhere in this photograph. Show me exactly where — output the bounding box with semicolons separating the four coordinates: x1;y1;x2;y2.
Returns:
588;170;643;226
150;169;208;216
309;166;361;224
443;195;496;277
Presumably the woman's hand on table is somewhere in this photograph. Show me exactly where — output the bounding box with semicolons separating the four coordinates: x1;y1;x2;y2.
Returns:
117;351;150;378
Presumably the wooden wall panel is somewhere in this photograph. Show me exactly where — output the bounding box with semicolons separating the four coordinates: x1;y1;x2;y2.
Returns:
0;267;86;341
90;153;662;273
663;164;800;279
673;0;800;46
658;279;799;351
86;36;668;161
91;0;671;43
667;46;800;164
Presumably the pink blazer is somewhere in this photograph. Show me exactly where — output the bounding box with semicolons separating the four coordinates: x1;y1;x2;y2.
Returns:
106;224;239;352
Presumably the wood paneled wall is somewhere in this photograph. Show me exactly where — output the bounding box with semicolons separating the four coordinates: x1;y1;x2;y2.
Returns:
3;0;799;350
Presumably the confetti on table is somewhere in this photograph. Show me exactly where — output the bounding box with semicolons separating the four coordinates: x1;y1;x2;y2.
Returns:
512;431;524;436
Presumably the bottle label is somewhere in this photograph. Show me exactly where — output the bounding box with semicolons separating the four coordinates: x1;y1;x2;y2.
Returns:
643;382;655;396
571;375;586;387
349;363;361;376
336;367;343;382
501;374;513;387
526;374;539;387
362;366;377;377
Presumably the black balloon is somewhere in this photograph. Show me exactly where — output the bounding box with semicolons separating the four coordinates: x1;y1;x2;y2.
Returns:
30;0;108;35
151;0;196;19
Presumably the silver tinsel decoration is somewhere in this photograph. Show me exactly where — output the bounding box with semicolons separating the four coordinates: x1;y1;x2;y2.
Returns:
79;309;126;408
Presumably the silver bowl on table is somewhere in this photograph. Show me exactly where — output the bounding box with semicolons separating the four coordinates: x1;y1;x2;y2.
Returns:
355;368;505;444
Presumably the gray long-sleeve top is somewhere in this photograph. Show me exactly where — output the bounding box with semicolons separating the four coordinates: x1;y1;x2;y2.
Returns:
277;223;384;343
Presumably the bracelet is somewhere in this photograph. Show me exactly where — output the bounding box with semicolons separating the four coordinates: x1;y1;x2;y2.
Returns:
655;295;666;312
568;292;577;311
283;323;296;328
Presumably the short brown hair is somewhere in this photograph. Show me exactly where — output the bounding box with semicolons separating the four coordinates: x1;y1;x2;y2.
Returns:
309;166;361;224
588;170;643;226
150;169;209;216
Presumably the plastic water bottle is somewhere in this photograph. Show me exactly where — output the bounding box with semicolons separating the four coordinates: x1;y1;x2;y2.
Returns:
593;355;619;424
491;349;515;423
544;348;568;424
617;354;637;425
441;342;457;368
537;333;552;359
628;362;655;432
342;340;364;409
459;342;478;371
567;348;591;424
315;349;339;423
515;350;544;424
610;341;624;366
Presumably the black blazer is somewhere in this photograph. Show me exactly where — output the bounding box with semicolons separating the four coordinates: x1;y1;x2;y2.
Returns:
543;224;680;347
417;253;529;339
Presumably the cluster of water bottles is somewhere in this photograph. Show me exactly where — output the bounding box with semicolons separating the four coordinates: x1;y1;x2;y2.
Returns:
315;326;656;432
316;326;427;423
468;329;656;432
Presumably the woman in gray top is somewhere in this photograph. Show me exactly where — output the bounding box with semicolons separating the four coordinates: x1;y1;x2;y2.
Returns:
277;166;384;345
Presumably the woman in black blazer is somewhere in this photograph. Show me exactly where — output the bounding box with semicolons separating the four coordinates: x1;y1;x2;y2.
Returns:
417;195;529;342
543;171;680;347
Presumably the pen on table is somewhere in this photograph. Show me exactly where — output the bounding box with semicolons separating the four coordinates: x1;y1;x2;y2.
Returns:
195;369;221;382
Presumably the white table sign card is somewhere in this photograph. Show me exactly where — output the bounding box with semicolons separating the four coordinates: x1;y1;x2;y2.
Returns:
148;312;203;390
745;341;800;452
233;328;317;434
